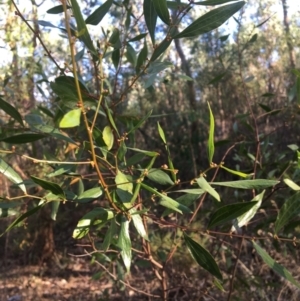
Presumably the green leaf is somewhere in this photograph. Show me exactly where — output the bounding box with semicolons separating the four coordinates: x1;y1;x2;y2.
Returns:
275;192;300;234
184;233;223;280
47;5;71;14
85;0;113;25
112;49;120;69
146;168;174;185
59;108;81;128
174;1;245;39
157;122;167;144
208;201;258;228
0;133;46;144
70;0;97;56
172;188;205;195
77;187;103;203
127;147;159;157
117;217;132;272
284;178;300;191
31;176;65;197
212;180;279;189
126;43;137;67
207;102;215;164
143;0;157;45
102;218;117;251
108;28;121;48
0;158;26;193
1;205;43;236
127;110;152;134
115;170;133;193
232;191;264;231
102;125;114;150
50;201;60;221
127;33;148;43
253;241;300;289
208;72;226;85
150;38;173;62
196;177;220;201
130;208;149;240
136;40;148;74
0;97;23;126
195;0;242;5
220;165;251;178
141;183;192;214
73;208;113;239
152;0;170;25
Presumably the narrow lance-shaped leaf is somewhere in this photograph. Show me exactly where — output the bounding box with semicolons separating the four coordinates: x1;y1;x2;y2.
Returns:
212;179;279;189
232;190;264;232
70;0;97;56
197;177;220;201
157;122;167;144
117;217;132;272
253;241;300;289
208;201;258;228
130;209;149;241
146;168;174;185
194;0;241;5
143;0;157;45
184;233;222;280
0;158;26;193
274;192;300;234
207;102;215;164
1;204;44;236
85;0;113;25
220;165;251;178
0;97;23;126
174;1;245;39
136;39;148;74
0;134;46;144
31;176;65;197
284;178;300;191
152;0;170;25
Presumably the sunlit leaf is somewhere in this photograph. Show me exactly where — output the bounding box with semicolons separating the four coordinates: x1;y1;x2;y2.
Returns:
208;201;258;228
102;125;114;150
157;122;167;144
117;217;132;272
184;233;222;280
130;208;149;240
0;159;26;193
220;165;251;178
76;187;103;203
212;179;279;189
253;241;300;289
284;178;300;191
59;108;81;128
115;170;133;193
196;177;220;201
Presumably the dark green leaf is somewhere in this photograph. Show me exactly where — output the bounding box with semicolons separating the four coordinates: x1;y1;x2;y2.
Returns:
253;242;300;289
70;0;97;56
0;158;26;193
208;72;226;84
31;176;65;197
108;28;121;48
275;192;300;234
212;179;279;189
143;0;157;45
208;201;258;228
153;0;170;25
126;43;137;67
117;217;132;272
174;2;245;38
166;1;189;9
194;0;241;5
127;33;148;42
85;0;113;25
1;205;43;236
127;110;152;134
47;5;71;14
0;97;23;126
150;38;172;62
0;133;46;144
112;48;120;69
102;218;117;251
136;40;148;74
184;233;222;280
